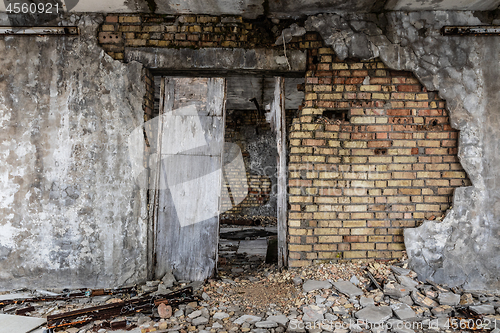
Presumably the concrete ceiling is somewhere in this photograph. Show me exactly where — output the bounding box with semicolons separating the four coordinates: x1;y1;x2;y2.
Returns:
1;0;500;17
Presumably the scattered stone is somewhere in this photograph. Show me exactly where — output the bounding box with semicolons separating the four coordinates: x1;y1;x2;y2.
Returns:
438;292;460;306
213;312;229;320
331;306;349;316
396;275;419;289
332;280;364;297
411;291;438;308
157;303;172;319
161;271;176;288
174;309;184;317
431;305;453;317
391;266;411;276
292;276;303;286
350;275;360;285
354;305;393;324
400;295;413;306
302;279;332;293
360;296;374;307
234;315;262;325
384;283;410;298
212;322;223;328
324;313;338;321
191;316;209;326
302;305;325;322
391;302;416;321
267;314;288;326
255;320;278;328
470;304;496;315
188;310;202;319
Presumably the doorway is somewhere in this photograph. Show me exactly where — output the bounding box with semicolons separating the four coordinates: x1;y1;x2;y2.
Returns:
149;75;303;281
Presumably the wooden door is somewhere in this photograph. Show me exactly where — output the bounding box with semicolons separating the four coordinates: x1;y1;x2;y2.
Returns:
153;77;226;281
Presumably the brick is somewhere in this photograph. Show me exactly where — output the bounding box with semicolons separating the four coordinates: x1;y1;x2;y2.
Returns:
442;171;466;178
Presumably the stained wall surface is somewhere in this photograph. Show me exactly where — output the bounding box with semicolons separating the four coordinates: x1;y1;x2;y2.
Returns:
0;14;148;289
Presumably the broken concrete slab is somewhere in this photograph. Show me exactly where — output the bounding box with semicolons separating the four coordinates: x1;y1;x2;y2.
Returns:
302;280;332;293
360;296;374;307
391;302;416;321
384;283;410;298
431;305;453;317
438;292;461;306
396;275;419;289
0;314;46;333
391;266;411;276
332;280;364;297
354;305;393;324
470;304;496;315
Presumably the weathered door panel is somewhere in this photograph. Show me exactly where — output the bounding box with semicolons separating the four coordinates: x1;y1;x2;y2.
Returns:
154;77;225;281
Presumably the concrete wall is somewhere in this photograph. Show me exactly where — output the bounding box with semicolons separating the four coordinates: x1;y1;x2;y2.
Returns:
306;11;500;291
0;14;148;289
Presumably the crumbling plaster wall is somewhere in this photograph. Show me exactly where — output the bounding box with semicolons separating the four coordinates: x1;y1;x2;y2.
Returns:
0;14;148;289
306;11;500;291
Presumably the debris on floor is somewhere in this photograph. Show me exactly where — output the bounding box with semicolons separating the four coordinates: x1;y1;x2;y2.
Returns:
1;255;500;332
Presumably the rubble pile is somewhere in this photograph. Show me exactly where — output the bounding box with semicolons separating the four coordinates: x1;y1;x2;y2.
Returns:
1;257;500;333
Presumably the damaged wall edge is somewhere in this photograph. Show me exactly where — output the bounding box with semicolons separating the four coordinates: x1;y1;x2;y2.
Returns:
305;11;500;291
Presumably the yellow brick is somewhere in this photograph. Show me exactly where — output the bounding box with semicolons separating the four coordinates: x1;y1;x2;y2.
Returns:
314;85;332;92
425;179;449;186
442;171;466;178
332;63;349;69
350;116;375;124
351;212;374;219
343;251;367;258
388;180;412;187
314;228;339;235
360;85;381;91
393;156;417;163
305;93;317;100
418;140;441;147
372;93;390;99
288;220;301;227
368;173;391;180
388;243;406;250
289;229;308;235
351;243;375;250
313;212;337;219
416;204;440;211
319;47;334;54
343;141;368;148
318;235;343;243
368;156;393;163
289;245;312;251
417;171;440;178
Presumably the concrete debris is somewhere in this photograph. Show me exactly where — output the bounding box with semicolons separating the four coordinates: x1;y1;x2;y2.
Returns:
3;258;499;332
302;279;332;293
354;305;393;324
469;304;496;315
438;292;461;306
332;280;364;297
391;302;417;321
